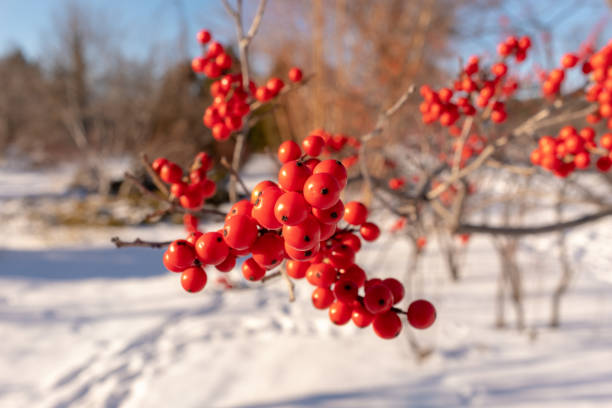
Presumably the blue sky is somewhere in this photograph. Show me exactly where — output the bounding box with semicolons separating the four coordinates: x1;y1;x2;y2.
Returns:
0;0;228;60
1;0;611;73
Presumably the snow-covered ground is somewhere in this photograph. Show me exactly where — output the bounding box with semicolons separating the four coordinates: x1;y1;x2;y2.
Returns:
1;160;612;408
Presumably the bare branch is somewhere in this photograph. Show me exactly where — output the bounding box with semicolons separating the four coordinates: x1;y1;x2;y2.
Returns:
359;85;415;201
281;269;295;302
220;156;250;196
111;237;172;248
141;153;169;197
456;207;612;236
246;0;268;40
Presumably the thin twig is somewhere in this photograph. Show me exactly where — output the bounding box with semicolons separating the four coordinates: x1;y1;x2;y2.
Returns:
220;157;250;196
141;153;169;197
281;269;295;302
262;270;282;282
456;207;612;236
359;85;415;201
111;237;172;248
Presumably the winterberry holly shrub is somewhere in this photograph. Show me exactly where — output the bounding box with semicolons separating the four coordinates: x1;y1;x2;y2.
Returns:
154;137;436;340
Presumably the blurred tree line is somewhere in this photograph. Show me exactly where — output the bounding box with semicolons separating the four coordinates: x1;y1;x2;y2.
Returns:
0;0;602;193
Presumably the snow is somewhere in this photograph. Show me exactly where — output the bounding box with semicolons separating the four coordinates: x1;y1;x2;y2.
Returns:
1;158;612;407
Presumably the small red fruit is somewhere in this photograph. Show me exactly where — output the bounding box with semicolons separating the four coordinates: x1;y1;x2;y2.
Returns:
223;214;258;250
343;201;368;226
407;299;436;329
359;222;380;241
277;140;302;163
373;310;402;339
160;163;183;184
363;284;393;314
328;301;353;325
195;232;229;266
288;67;303;82
181;266;208;293
312;287;334;309
242;258;266;281
303;173;341;210
286;260;310;279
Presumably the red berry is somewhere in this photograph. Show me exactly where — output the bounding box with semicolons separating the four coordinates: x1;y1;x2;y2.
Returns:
574;152;591;169
600;133;612;149
312;287;334;309
226;199;254;222
372;310;402;339
212;123;231;141
343;201;368;226
327;243;355;270
333;279;358;303
160;162;183;184
207;41;224;58
491;62;508;77
171;182;188;198
319;221;337;241
311;199;344;224
223;214;258;250
164;240;196;272
195;231;229;266
278;160;312;192
336;232;361;252
286;260;310;279
186;231;203;246
382;278;405;304
215;254;236;272
561;53;579;69
352;303;375;328
363;284;393;314
251;180;277;204
277;140;302;163
285;242;320;262
242;257;266;281
251;232;285;269
407;299;436;329
303;173;341;210
266;77;285;95
328;301;353;325
596;156;612;172
306;263;337;287
303;157;321;172
181;266;208;293
152;157;168;173
196;29;211;44
252;185;284;230
360;222;380;241
274;191;310;226
288;67;303;82
302;135;325;157
255;86;272;102
179;190;204;209
340;264;366;287
313;159;348;189
283;215;321;250
417;236;427;249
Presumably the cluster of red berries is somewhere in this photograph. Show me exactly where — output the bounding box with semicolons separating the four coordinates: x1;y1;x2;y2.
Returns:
152;152;216;209
583;41;612;128
530;126;612;177
191;29;303;142
298;129;361;169
161;140;436;339
540;49;595;97
191;29;232;78
418;36;531;128
529;39;612;177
